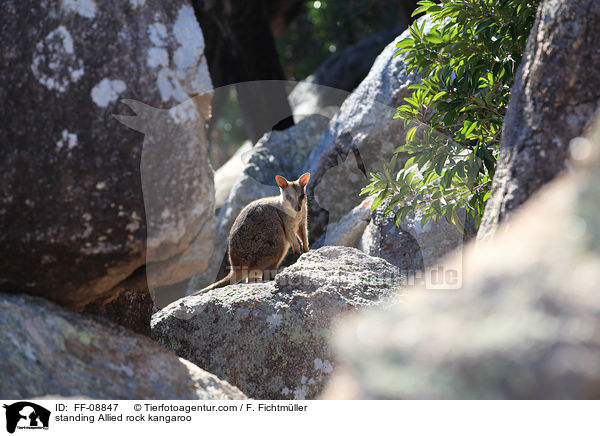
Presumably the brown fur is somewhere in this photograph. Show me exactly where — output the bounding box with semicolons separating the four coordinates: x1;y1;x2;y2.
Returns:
193;173;310;294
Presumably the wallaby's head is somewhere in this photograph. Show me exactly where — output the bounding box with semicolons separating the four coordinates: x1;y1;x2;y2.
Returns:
275;173;310;213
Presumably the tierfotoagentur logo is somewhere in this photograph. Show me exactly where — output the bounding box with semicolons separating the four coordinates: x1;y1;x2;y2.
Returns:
2;402;50;433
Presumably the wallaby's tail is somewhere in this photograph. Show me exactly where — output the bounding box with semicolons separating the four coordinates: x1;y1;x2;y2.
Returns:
191;269;244;296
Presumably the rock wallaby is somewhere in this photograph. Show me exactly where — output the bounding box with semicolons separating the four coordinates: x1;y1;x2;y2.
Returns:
194;173;310;294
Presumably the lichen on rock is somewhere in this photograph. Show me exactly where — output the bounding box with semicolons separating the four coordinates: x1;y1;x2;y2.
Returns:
153;246;402;400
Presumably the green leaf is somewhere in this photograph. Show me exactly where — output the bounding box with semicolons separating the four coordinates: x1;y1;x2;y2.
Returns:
396;38;415;49
371;192;387;212
389;153;399;173
384;196;404;215
434;154;446;175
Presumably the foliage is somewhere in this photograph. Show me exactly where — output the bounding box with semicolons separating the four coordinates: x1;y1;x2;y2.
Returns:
362;0;540;232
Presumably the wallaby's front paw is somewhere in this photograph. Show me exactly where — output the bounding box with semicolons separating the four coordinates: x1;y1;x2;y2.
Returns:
293;245;302;255
302;244;309;253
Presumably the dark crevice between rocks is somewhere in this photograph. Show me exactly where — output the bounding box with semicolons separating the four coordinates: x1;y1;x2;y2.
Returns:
83;265;153;337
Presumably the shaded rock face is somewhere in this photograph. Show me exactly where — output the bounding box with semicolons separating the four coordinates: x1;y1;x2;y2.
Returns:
305;19;434;242
0;293;246;399
153;246;402;400
313;198;373;249
478;0;600;240
359;206;424;273
117;96;215;289
214;140;253;211
324;121;600;400
359;204;465;274
0;1;213;309
186;115;328;292
301;26;406;93
83;268;153;336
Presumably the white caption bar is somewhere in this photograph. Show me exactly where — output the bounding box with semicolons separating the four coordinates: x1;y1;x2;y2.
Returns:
0;400;597;435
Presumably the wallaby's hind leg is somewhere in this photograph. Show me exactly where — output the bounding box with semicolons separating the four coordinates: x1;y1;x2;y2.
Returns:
262;263;279;281
229;267;248;285
261;248;290;281
247;262;278;282
247;268;264;282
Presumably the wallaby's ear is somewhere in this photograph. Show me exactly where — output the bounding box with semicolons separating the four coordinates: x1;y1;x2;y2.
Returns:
298;172;310;187
275;175;288;189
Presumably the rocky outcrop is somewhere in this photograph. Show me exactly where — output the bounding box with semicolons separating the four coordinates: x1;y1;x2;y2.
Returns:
306;18;434;242
358;207;424;274
0;1;214;309
315;198;373;248
83;268;153;336
117;96;215;290
289;26;404;122
324;120;600;400
211;26;410;205
300;26;406;93
0;293;246;399
478;0;600;240
359;205;465;273
187;115;329;291
214;140;253;210
153;246;402;400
